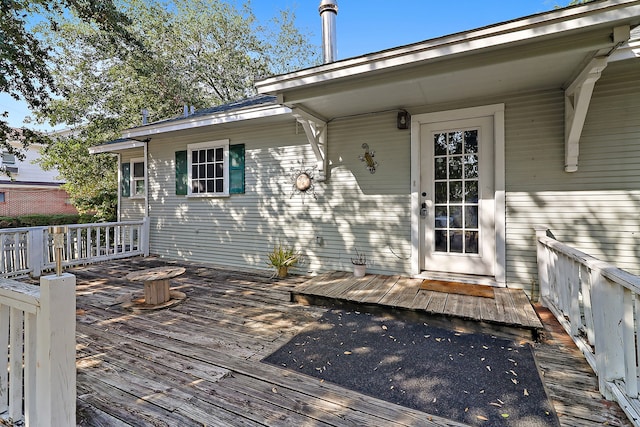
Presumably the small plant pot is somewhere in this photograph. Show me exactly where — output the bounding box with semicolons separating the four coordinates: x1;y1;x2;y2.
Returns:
353;264;366;278
277;266;289;278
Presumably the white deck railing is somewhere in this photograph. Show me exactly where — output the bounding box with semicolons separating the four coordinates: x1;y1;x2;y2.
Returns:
535;227;640;426
0;274;76;426
0;218;149;278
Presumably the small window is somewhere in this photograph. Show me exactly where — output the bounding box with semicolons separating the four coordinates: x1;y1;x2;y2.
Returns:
132;159;145;197
0;192;5;203
121;158;145;198
1;152;16;165
187;140;229;196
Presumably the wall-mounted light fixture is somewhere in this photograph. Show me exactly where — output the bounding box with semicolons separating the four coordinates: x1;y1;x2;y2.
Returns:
397;110;410;129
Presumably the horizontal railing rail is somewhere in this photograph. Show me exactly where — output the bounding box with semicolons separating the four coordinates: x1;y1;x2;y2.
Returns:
0;218;149;278
535;227;640;426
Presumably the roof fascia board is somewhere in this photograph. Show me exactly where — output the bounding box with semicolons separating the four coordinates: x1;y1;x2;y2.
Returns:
123;105;291;139
256;1;640;94
89;139;146;154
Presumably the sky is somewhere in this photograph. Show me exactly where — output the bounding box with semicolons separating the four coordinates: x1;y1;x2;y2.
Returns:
1;0;568;130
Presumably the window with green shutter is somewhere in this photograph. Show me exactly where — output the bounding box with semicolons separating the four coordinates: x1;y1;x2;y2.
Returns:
229;144;245;194
121;162;131;197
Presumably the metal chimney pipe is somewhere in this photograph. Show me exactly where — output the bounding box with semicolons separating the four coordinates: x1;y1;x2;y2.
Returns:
319;0;338;64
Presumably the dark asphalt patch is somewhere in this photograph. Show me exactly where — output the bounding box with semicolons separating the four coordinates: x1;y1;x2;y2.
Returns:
263;309;559;427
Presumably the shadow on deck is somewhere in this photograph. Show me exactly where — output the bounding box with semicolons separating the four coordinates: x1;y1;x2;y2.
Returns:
292;271;544;342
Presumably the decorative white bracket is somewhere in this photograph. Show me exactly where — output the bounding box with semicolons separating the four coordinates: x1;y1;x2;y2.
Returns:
564;56;608;172
564;26;630;173
291;107;328;181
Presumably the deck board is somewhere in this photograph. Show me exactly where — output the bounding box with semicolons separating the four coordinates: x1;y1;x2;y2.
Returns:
66;258;632;427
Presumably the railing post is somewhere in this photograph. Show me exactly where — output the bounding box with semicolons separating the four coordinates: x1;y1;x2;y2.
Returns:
591;267;625;400
36;273;76;427
27;227;45;278
534;226;550;301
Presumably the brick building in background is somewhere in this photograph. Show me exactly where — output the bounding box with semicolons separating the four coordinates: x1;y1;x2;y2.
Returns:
0;134;77;217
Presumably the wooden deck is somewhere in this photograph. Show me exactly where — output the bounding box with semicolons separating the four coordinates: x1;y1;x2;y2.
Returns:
67;257;631;426
292;272;544;341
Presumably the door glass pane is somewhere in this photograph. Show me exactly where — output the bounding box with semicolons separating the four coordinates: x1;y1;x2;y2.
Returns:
433;127;481;254
449;231;463;253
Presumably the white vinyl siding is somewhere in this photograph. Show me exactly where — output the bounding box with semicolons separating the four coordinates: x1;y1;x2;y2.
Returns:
146;112;411;276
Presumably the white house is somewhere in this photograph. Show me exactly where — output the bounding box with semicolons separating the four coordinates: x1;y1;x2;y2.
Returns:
90;0;640;296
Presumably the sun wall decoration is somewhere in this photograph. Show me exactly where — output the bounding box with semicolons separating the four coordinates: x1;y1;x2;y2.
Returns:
289;163;318;202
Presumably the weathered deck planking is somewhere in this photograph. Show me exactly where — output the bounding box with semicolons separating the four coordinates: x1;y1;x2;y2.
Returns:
68;257;632;427
292;272;544;339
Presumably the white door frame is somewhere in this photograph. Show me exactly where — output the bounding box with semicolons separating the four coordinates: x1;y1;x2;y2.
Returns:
410;104;506;285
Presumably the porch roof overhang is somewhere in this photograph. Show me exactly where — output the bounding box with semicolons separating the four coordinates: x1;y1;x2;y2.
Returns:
256;1;640;122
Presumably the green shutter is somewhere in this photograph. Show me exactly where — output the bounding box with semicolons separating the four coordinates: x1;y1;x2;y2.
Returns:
229;144;245;194
121;162;131;198
175;150;188;195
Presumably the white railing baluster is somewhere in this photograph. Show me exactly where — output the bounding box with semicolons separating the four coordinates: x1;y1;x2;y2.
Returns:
9;307;24;421
536;227;640;426
24;311;37;426
0;305;8;413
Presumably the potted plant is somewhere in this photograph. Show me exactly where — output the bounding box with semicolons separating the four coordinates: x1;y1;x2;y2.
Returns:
351;248;367;277
267;244;301;278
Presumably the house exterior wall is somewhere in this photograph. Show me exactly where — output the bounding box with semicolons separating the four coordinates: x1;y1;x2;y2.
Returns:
120;149;146;220
143;114;411;275
0;186;77;216
121;59;638;295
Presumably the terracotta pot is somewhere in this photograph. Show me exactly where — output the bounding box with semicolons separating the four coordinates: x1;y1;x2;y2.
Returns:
277;266;289;278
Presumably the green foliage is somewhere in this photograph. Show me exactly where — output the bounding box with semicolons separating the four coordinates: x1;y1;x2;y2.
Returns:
266;244;301;269
33;0;319;216
0;213;99;229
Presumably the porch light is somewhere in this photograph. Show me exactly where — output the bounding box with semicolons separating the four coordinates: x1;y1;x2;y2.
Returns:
397;110;410;129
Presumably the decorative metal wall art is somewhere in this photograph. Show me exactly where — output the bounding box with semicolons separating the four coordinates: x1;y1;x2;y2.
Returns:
289;163;317;202
359;143;377;173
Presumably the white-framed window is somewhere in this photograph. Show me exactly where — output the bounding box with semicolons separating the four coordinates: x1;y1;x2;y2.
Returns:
1;152;16;165
130;158;145;197
187;139;229;197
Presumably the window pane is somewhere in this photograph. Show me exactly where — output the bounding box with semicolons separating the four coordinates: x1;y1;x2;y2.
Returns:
435;230;447;252
133;162;144;178
449;157;462;179
192;165;198;179
448;132;463;155
215;179;223;193
192;181;199;193
435;182;447;204
192;151;199;163
206;180;214;193
199;164;206;178
206;164;214;178
464;155;478;179
215;148;223;161
464;130;478;154
449;231;463;253
215;163;223;178
465;231;479;254
450;205;462;228
434;133;447;156
199;149;206;163
465;181;478;203
449;181;462;202
207;149;214;163
135;180;145;195
465;206;479;228
434;157;446;180
435;206;448;228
